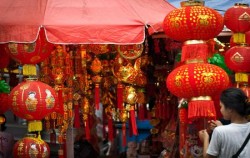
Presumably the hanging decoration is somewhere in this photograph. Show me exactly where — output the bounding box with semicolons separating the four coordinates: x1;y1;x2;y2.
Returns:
224;3;250;44
0;45;10;69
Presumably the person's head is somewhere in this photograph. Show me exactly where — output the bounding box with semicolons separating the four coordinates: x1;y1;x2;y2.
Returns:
220;87;250;120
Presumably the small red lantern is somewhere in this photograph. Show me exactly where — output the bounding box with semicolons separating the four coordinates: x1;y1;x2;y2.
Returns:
9;80;57;121
224;3;250;44
163;0;223;42
13;136;50;158
166;63;229;120
5;28;54;64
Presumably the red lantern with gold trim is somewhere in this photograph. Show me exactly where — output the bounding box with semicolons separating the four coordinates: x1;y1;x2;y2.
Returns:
163;1;223;42
166;63;229;120
13;136;50;158
9;80;57;120
224;3;250;44
5;28;54;64
225;45;250;83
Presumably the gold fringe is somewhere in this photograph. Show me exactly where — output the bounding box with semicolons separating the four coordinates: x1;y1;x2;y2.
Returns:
235;73;248;83
233;33;246;44
23;64;37;76
28;120;42;132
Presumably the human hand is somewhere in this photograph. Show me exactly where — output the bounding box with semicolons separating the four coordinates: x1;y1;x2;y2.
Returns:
208;120;222;132
198;129;209;143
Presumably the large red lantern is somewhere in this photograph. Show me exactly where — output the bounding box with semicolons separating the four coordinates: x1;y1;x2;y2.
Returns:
166;63;229;120
13;136;50;158
9;80;57;120
224;3;250;44
5;28;54;64
163;1;223;42
225;45;250;83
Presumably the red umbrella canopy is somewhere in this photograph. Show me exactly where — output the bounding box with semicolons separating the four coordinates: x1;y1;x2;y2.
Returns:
0;0;175;44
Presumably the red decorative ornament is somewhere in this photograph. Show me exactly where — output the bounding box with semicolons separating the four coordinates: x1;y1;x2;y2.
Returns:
0;44;10;68
163;0;223;42
225;45;250;72
224;3;250;44
9;80;57;120
166;63;229;120
13;137;50;158
5;28;54;64
0;93;9;114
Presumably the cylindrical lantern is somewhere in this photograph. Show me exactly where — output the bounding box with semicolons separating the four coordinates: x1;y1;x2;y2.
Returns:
163;0;224;42
166;63;229;120
225;45;250;83
13;136;50;158
5;28;54;65
224;3;250;44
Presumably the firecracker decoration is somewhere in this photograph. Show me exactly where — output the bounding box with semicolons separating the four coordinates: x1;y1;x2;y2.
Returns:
166;63;229;121
225;45;250;84
5;28;54;76
13;136;50;158
163;0;223;62
8;79;57;137
224;3;250;44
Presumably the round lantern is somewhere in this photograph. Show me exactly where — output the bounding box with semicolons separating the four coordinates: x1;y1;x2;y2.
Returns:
224;3;250;44
225;45;250;72
5;28;54;64
0;44;10;69
9;80;57;121
166;63;229;120
163;0;224;42
13;136;50;158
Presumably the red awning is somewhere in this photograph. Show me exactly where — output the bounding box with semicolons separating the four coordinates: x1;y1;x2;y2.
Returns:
0;0;175;44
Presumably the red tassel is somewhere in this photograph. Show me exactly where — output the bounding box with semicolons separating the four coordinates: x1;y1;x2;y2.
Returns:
108;118;114;142
138;103;145;120
95;84;100;110
74;104;81;128
130;106;138;136
50;129;56;145
117;83;123;110
122;123;127;147
85;119;91;140
181;42;208;62
188;100;216;122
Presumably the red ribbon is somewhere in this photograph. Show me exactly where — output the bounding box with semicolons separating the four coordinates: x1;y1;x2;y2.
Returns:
130;106;138;136
117;83;123;110
95;84;100;110
108;118;114;142
74;104;81;128
85;119;91;141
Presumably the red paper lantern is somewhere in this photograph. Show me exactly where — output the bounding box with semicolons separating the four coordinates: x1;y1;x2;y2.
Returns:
167;63;229;98
163;1;223;42
0;44;10;68
224;3;250;44
0;93;9;114
5;28;54;64
225;45;250;72
13;137;50;158
9;80;57;120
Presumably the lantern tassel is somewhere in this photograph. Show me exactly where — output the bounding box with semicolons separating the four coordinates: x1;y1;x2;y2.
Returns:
117;83;123;110
95;84;100;110
181;41;208;62
28;120;42;132
130;105;138;136
108;118;114;142
84;120;91;140
188;96;216;122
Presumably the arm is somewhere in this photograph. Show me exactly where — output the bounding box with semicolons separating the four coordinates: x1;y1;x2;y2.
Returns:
199;130;217;158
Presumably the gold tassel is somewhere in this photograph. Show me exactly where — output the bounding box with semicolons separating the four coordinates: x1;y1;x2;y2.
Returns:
28;120;42;132
235;72;248;83
233;33;246;44
23;64;37;76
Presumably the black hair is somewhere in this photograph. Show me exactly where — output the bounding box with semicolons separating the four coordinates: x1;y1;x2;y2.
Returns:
220;87;250;116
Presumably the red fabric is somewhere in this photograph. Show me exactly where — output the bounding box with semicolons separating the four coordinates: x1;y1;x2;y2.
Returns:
181;43;209;62
0;0;175;44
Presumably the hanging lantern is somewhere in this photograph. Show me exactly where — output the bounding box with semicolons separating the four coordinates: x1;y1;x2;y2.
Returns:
224;3;250;44
166;63;229;120
5;28;54;65
9;79;57;132
13;136;50;158
0;93;9;114
163;0;223;62
225;45;250;83
163;0;223;42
